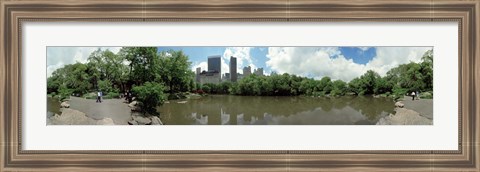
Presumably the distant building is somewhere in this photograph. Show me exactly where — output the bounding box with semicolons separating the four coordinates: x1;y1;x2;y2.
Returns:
208;55;221;74
230;56;237;82
222;73;231;82
196;67;201;83
237;73;244;80
199;55;222;84
254;68;264;76
243;66;252;77
199;70;221;85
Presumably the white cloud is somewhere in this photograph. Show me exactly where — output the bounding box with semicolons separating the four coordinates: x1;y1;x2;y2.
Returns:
358;47;371;51
47;47;121;77
266;47;431;82
191;61;208;73
222;47;257;74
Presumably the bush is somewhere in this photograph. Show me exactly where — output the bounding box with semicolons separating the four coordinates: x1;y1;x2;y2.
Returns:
108;92;120;98
419;91;433;99
132;82;167;116
392;87;408;100
58;85;73;101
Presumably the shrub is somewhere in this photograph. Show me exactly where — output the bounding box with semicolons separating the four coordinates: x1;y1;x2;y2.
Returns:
132;82;167;116
419;91;433;99
58;85;73;101
392;87;408;100
108;92;120;98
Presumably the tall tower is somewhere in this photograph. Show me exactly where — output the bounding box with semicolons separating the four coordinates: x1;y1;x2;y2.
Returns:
243;66;252;76
230;56;237;82
196;67;201;83
207;55;221;73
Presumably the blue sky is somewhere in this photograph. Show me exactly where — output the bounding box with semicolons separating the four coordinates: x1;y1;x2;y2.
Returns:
47;46;431;81
157;47;379;76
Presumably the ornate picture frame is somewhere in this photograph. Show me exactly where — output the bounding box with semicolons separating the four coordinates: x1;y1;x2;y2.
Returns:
1;0;479;171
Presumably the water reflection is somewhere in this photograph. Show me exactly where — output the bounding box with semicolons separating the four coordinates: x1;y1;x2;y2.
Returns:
162;95;394;125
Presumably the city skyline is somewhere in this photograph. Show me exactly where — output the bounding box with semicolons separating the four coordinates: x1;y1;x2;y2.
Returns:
47;46;432;81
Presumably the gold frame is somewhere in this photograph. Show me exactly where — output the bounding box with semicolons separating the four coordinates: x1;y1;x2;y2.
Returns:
1;0;479;171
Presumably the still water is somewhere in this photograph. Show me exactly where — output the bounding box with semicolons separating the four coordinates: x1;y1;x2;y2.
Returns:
47;97;61;118
158;95;394;125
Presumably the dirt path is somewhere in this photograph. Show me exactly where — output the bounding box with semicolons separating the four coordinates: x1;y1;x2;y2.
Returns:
68;96;132;124
400;96;433;119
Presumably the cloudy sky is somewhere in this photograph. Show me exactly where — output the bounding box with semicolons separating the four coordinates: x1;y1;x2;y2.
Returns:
47;46;432;81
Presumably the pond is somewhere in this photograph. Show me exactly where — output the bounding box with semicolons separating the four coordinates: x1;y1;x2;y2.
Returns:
158;95;395;125
47;97;61;118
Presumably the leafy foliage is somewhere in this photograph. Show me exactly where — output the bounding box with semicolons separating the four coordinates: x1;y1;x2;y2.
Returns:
132;82;166;116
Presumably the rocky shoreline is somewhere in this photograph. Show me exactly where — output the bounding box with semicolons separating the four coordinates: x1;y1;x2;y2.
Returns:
376;98;433;125
47;108;115;125
48;98;164;125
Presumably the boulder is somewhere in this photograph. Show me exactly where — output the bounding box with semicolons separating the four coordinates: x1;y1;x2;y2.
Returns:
128;120;138;125
128;101;137;108
60;101;70;108
133;115;152;125
395;101;404;108
151;116;163;125
376;108;432;125
96;118;115;125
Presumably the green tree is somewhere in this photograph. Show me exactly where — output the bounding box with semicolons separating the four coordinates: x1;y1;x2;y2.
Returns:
157;50;194;93
119;47;159;87
132;82;166;116
318;77;333;94
331;80;347;96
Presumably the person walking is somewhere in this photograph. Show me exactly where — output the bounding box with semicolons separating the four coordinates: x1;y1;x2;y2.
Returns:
100;90;103;103
96;90;101;103
411;91;416;101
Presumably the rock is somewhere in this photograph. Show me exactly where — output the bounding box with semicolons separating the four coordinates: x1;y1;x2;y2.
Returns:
96;118;115;125
47;108;97;125
133;115;152;125
128;120;138;125
377;108;432;125
373;95;380;98
151;116;163;125
128;101;137;108
60;101;70;108
395;101;404;108
177;101;188;104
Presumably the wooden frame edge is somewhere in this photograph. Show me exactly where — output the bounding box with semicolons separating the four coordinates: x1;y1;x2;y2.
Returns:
1;0;479;171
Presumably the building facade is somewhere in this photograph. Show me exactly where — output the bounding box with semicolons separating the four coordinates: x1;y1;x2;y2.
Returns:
254;68;264;76
243;66;252;77
208;55;221;73
196;67;201;83
199;70;221;85
230;56;237;82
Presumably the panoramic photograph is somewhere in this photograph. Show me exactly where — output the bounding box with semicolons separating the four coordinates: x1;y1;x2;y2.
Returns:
47;46;433;125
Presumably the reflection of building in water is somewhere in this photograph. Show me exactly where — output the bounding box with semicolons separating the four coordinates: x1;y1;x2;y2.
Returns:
250;116;258;124
221;108;230;125
191;112;208;125
236;114;244;125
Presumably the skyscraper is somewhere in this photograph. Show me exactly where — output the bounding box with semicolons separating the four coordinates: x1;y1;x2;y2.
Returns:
208;55;221;73
230;56;237;82
243;66;252;76
254;68;264;76
196;67;201;83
